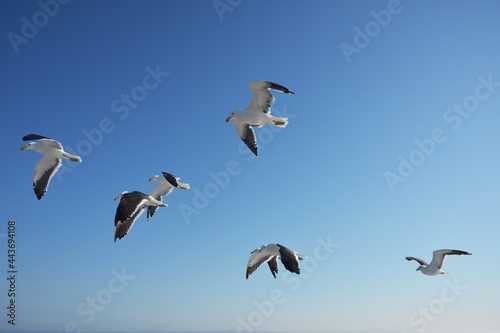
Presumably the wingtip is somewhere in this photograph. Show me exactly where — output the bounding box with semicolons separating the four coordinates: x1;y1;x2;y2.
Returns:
242;139;258;156
34;187;44;200
22;134;48;141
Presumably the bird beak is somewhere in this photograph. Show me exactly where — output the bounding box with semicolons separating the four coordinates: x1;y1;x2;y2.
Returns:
226;115;233;122
20;145;28;151
113;195;121;201
148;177;154;182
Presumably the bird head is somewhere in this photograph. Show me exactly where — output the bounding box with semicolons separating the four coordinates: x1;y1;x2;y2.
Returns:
148;175;161;182
226;112;235;122
20;142;36;151
114;191;128;201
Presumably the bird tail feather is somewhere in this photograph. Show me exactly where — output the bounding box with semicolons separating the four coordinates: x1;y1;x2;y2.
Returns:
272;117;288;127
296;253;308;260
62;152;82;162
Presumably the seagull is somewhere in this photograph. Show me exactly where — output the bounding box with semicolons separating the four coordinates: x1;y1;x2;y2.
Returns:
246;243;307;279
114;191;167;242
147;172;190;218
20;134;82;200
226;80;294;156
405;249;471;276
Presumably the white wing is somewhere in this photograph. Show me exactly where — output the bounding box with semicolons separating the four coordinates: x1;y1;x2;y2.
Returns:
429;249;470;269
246;81;294;114
33;155;62;200
40;138;64;151
246;245;279;279
234;122;258;156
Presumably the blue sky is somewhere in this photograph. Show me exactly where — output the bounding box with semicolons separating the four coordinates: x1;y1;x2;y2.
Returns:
1;1;500;332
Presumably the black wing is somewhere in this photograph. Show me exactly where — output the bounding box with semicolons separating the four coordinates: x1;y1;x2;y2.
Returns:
147;206;157;219
114;192;148;226
146;194;162;219
266;81;294;95
114;209;143;242
162;172;179;187
240;124;258;156
22;134;50;141
267;256;279;278
114;192;150;241
405;256;428;266
278;244;301;274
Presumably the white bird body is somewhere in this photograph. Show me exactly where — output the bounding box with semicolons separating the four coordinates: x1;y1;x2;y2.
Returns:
23;140;80;161
231;109;280;127
226;80;294;156
147;172;190;218
406;249;471;276
246;243;307;279
21;134;82;200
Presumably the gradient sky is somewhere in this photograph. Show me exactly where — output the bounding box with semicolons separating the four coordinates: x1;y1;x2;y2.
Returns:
1;1;500;333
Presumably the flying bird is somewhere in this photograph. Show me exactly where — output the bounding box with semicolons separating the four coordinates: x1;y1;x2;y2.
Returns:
114;191;167;242
226;80;294;156
147;172;190;218
405;249;471;276
20;134;82;200
246;243;307;279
